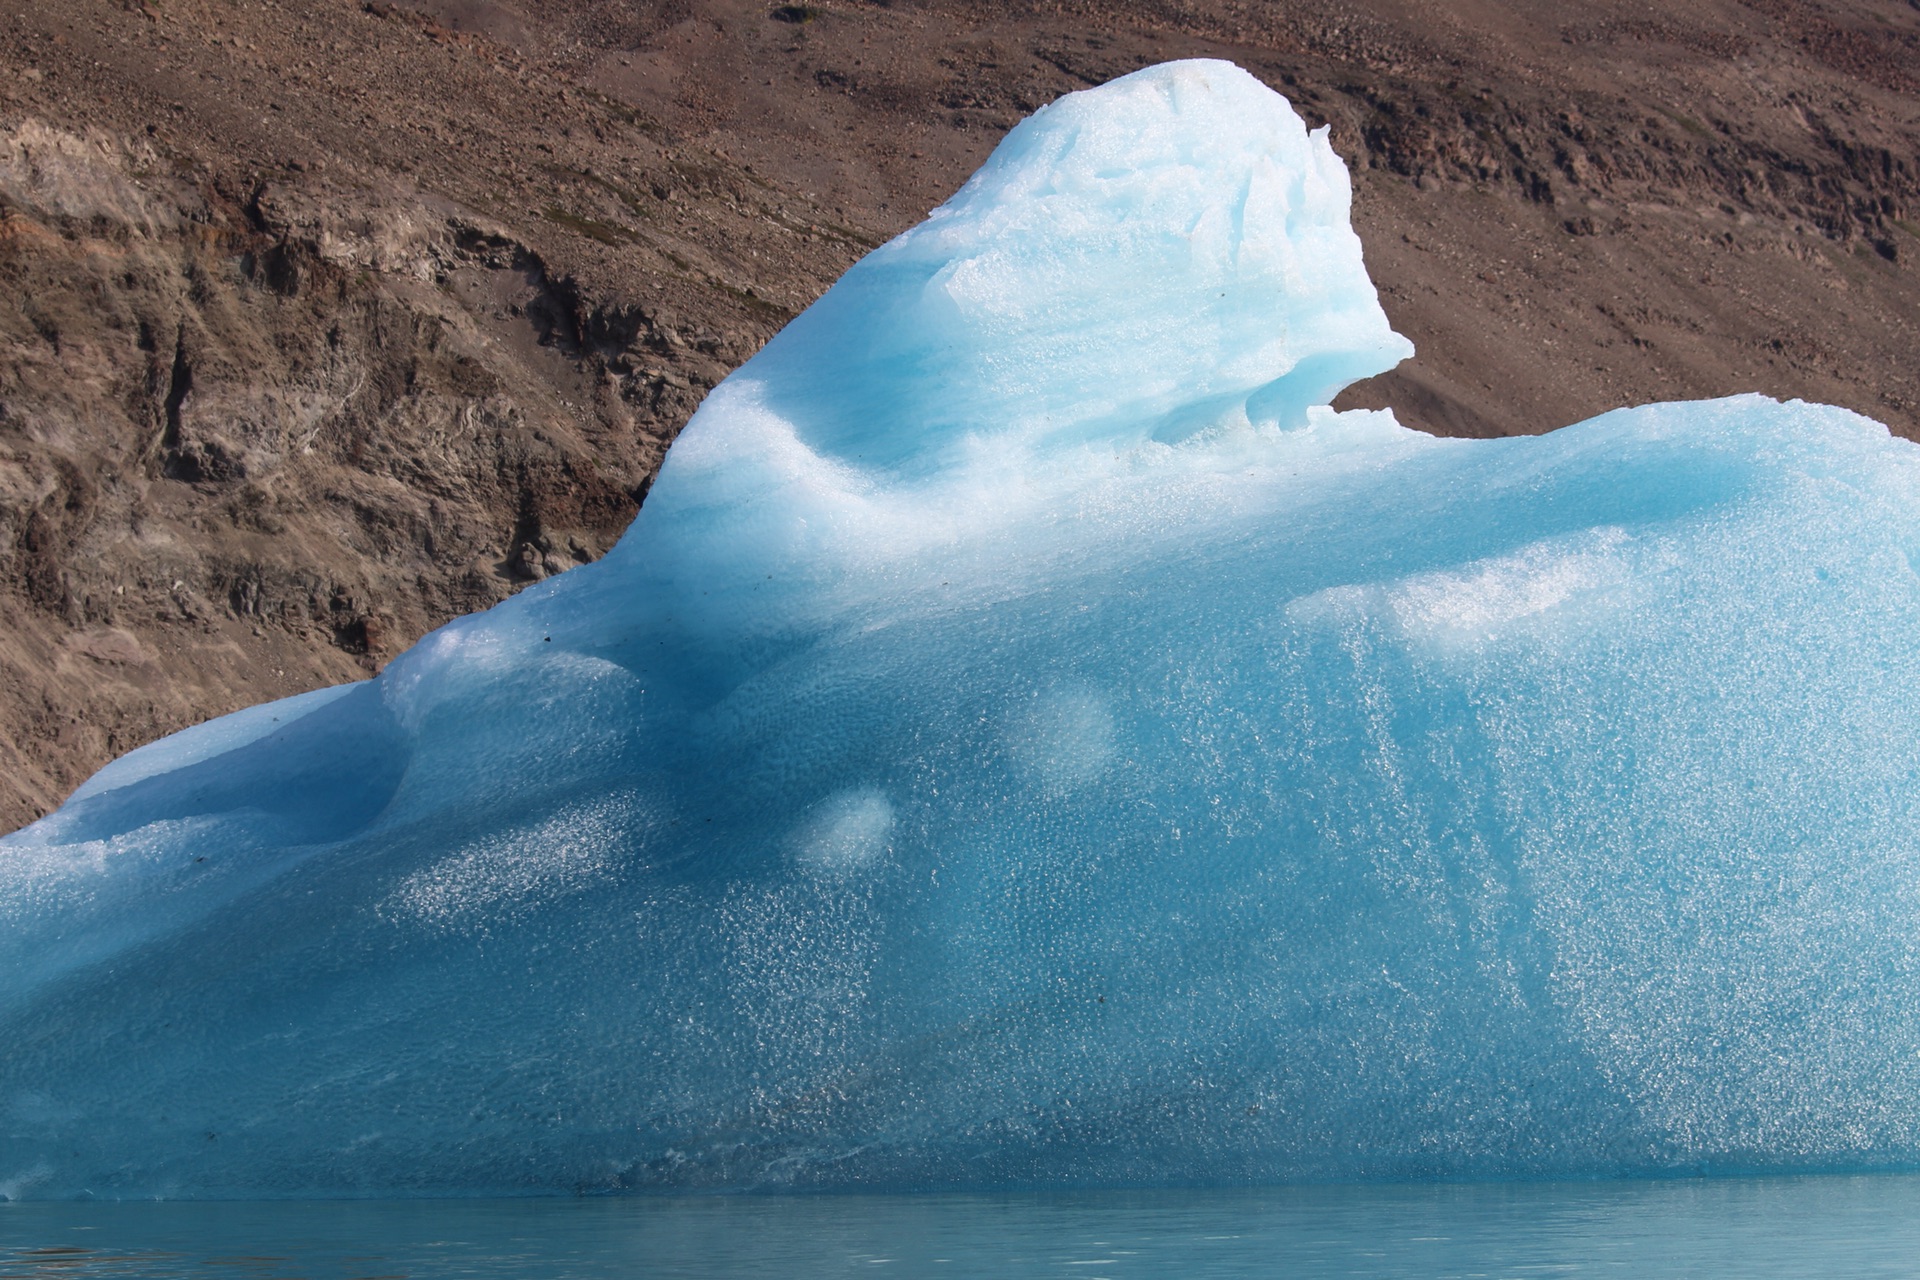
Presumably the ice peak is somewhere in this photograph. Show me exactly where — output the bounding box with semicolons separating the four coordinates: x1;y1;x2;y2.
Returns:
666;60;1410;486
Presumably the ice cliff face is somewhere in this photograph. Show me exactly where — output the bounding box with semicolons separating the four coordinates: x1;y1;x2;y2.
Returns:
8;61;1920;1197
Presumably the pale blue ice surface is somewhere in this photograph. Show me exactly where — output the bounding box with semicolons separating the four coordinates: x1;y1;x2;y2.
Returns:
7;60;1920;1197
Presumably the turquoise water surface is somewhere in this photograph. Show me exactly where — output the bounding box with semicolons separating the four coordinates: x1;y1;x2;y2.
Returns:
6;1176;1920;1278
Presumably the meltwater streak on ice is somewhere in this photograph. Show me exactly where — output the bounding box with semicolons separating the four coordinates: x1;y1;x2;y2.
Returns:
5;60;1920;1198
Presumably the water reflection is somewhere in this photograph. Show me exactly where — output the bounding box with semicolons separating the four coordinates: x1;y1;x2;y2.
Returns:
5;1176;1920;1279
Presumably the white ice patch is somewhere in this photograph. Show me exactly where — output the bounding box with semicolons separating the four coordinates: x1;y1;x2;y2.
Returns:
1008;687;1118;792
1290;527;1634;652
791;788;895;875
385;792;636;927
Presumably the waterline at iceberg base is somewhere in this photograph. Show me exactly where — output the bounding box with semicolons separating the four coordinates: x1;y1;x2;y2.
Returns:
6;59;1920;1198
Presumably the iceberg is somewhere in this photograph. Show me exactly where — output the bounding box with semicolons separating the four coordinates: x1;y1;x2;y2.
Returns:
8;59;1920;1197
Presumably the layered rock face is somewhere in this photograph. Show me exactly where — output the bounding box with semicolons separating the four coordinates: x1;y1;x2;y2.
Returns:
4;0;1919;828
0;124;681;824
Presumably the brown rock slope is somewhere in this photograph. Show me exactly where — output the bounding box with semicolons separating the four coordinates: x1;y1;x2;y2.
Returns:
2;0;1917;829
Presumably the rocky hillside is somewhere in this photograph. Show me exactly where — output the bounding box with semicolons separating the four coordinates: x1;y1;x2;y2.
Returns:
3;0;1917;829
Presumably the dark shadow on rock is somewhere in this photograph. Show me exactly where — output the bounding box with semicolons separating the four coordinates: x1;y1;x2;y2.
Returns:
1333;364;1528;439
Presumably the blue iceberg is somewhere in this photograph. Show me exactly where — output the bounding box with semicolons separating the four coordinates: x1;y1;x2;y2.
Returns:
8;60;1920;1198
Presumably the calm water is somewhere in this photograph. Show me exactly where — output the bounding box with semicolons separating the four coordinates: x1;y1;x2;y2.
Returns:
4;1177;1920;1278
